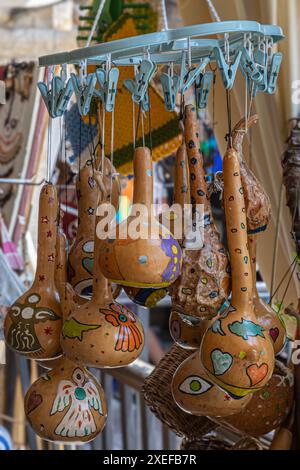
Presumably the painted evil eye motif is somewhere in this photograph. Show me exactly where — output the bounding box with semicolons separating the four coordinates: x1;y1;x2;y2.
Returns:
72;368;84;385
179;376;213;395
118;314;128;323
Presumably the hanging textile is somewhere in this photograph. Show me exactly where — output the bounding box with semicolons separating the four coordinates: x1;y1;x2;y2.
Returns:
0;213;23;272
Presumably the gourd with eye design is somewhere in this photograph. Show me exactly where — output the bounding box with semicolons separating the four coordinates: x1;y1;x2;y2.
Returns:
171;105;230;320
200;147;275;398
4;183;62;359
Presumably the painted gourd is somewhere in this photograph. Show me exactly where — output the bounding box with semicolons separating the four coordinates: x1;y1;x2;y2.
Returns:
172;351;251;417
24;356;107;442
171;105;230;319
169;310;209;350
4;183;62;359
123;141;189;307
232;117;286;354
61;176;144;367
200;147;275;397
98;147;182;288
223;360;294;436
68;158;120;299
249;236;286;354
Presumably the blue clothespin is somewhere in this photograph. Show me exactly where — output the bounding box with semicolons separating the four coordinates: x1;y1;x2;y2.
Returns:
123;59;156;104
123;78;150;111
179;54;210;95
55;77;73;116
239;46;262;83
160;68;179;111
196;71;214;109
94;67;119;112
213;47;242;90
37;67;57;118
267;52;282;94
71;70;96;116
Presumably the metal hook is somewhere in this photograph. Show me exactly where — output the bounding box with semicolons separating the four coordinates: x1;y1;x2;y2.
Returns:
0;176;45;186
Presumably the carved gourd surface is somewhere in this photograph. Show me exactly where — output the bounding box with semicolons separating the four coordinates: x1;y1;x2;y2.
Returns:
61;176;144;368
172;351;251;418
98;147;182;288
4;183;62;359
200;148;274;398
222;360;294;436
171;105;230;319
232;117;286;355
169;310;209;350
24;356;107;442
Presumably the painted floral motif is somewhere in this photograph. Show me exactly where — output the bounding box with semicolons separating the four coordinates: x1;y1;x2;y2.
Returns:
160;236;181;283
99;303;143;352
50;368;103;438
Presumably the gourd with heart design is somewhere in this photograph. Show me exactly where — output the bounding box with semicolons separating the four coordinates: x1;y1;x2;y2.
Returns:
24;356;107;442
98;147;182;288
172;350;251;417
200;146;275;397
232;117;286;355
61;174;144;367
68;157;120;299
4;183;62;359
171;105;230;320
169;310;209;350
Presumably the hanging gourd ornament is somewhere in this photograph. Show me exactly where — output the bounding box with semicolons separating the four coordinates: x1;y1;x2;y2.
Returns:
4;183;62;359
172;351;251;418
24;356;107;442
232;117;286;354
61;175;144;367
169;310;209;350
200;147;275;398
171;105;230;319
99;147;182;288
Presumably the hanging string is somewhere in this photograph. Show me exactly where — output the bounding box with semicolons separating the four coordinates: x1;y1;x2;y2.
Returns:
86;0;106;47
225;90;232;148
132;100;136;150
148;95;153;153
101;103;106;174
135;103;142;145
269;182;285;303
63;112;68;300
109;106;115;203
141;107;145;147
205;0;221;22
160;0;169;31
46;116;52;183
269;255;298;305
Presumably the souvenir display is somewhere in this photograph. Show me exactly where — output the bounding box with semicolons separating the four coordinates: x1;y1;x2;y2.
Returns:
169;310;208;350
24;356;107;442
200;146;275;397
4;184;62;359
61;174;144;367
99;147;182;288
171;105;230;320
232;117;286;354
172;350;252;417
223;361;294;436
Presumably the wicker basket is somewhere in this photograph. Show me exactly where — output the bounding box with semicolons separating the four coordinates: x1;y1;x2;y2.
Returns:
142;344;217;440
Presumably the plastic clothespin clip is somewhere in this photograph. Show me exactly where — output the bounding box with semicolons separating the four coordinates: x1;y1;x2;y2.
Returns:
37;67;57;118
267;52;283;94
71;63;97;116
239;46;263;83
160;68;179;111
123;59;156;104
95;67;119;112
55;65;74;116
181;57;210;95
195;71;214;109
123;78;150;111
213;47;242;90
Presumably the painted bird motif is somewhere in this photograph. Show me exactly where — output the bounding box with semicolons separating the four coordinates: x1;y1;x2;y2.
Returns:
50;367;103;438
99;303;143;352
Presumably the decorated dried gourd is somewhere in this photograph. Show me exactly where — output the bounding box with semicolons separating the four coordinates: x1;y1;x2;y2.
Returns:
98;147;182;288
172;351;251;418
24;356;107;442
4;183;62;359
61;175;144;367
232;117;286;354
68;158;120;299
222;360;294;436
200;147;275;397
123;140;189;307
171;105;230;319
169;310;209;350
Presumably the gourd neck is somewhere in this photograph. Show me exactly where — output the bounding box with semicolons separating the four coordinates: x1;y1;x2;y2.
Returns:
248;234;259;299
132;147;153;212
223;148;253;310
174;141;190;208
76;164;98;237
33;183;58;289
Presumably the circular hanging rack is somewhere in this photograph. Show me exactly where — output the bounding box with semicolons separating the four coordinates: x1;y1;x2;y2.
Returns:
39;21;284;67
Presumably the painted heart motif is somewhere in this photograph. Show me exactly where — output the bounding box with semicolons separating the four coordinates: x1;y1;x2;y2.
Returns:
246;363;268;386
27;391;43;414
82;257;94;276
269;327;279;343
211;349;233;376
